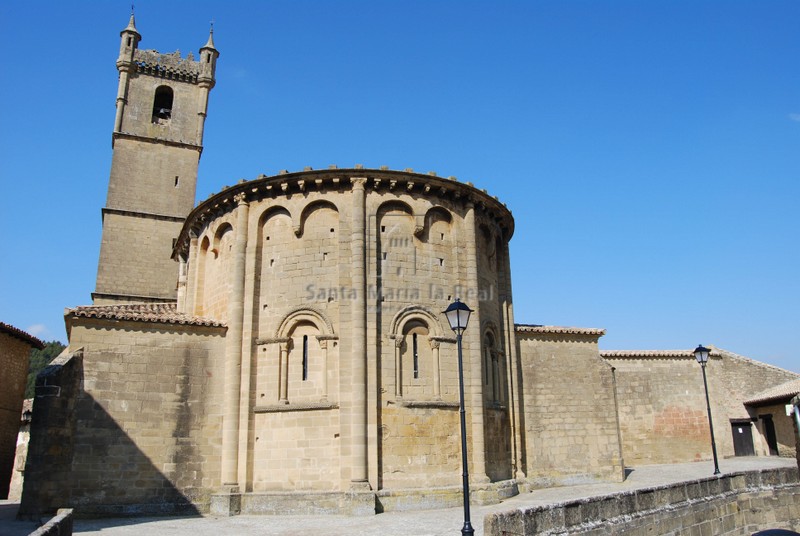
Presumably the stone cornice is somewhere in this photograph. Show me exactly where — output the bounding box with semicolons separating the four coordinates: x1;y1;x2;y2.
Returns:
173;168;514;258
102;207;186;223
112;132;202;152
254;401;339;413
255;337;291;345
399;399;459;409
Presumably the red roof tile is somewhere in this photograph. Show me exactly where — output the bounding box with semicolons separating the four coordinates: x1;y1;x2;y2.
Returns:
0;322;45;349
66;303;226;328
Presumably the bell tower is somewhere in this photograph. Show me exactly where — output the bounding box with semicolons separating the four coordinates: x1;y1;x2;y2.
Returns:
93;14;219;304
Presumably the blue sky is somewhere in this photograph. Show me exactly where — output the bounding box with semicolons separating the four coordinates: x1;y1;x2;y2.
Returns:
1;1;798;373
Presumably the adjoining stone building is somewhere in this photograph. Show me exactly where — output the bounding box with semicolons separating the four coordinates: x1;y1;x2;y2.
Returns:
743;378;800;458
0;323;42;499
19;16;799;517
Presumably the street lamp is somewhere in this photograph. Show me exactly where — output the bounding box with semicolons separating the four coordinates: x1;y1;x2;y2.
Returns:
443;298;474;536
694;344;721;475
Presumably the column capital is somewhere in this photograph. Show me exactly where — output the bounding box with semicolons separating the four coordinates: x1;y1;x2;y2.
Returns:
233;192;248;205
350;177;368;190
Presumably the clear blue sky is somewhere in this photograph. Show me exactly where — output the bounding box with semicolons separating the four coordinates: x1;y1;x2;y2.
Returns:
1;1;798;374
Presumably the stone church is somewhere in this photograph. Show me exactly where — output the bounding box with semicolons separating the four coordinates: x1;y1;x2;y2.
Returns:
19;16;799;517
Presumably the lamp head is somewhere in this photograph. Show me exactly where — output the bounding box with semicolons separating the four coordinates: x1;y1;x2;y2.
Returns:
694;344;711;365
443;299;473;334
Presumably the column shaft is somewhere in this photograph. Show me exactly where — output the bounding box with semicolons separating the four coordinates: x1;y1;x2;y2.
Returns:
464;202;487;481
431;340;441;399
350;178;369;486
220;195;249;486
279;343;289;403
394;338;403;398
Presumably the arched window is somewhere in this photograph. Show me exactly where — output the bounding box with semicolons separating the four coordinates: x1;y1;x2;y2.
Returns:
401;319;430;398
412;333;419;379
302;334;309;381
152;86;174;123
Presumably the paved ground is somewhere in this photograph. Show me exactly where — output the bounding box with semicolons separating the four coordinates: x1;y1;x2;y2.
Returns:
1;457;795;536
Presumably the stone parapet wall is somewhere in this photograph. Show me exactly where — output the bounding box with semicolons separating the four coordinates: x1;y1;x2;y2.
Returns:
29;508;73;536
485;467;800;535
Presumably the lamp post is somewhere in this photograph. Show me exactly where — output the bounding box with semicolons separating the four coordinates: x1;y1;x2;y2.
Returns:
694;344;721;475
443;298;474;536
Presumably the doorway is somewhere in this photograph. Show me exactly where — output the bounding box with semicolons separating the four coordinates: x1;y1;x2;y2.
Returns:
759;414;779;456
731;421;755;456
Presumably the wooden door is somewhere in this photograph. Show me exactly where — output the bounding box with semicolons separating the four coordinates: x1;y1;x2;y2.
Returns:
731;422;755;456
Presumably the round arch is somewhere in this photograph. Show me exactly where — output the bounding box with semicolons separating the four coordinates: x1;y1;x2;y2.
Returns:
389;305;443;338
294;200;339;237
275;307;335;338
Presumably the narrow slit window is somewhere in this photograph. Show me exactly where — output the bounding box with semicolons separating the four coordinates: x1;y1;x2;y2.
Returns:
174;176;180;187
412;333;419;379
302;335;309;381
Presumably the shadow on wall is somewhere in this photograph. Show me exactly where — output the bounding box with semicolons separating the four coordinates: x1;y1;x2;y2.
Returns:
18;349;201;519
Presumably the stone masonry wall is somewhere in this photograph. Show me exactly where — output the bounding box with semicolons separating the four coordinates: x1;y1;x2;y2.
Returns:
606;355;711;466
0;331;34;499
95;210;185;302
517;331;624;487
22;319;226;516
607;352;799;465
485;466;800;535
0;332;31;498
751;402;796;458
713;350;799;458
20;349;81;516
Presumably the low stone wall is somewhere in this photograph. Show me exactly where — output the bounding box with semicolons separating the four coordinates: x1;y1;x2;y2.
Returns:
485;467;800;535
29;508;73;536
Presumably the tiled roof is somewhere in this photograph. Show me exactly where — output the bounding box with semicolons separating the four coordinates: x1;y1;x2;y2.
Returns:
744;378;800;406
0;322;45;349
66;303;226;328
600;349;721;358
515;324;606;336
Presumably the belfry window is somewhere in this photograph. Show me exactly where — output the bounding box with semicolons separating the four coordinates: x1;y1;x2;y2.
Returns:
152;86;173;123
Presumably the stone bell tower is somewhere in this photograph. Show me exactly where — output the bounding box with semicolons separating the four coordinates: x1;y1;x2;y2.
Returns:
93;14;218;304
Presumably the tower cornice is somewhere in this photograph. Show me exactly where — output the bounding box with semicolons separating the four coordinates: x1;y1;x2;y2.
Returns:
112;132;203;152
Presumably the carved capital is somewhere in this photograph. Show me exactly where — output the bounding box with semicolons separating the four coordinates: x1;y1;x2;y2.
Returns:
350;177;368;190
429;339;440;350
233;192;248;205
